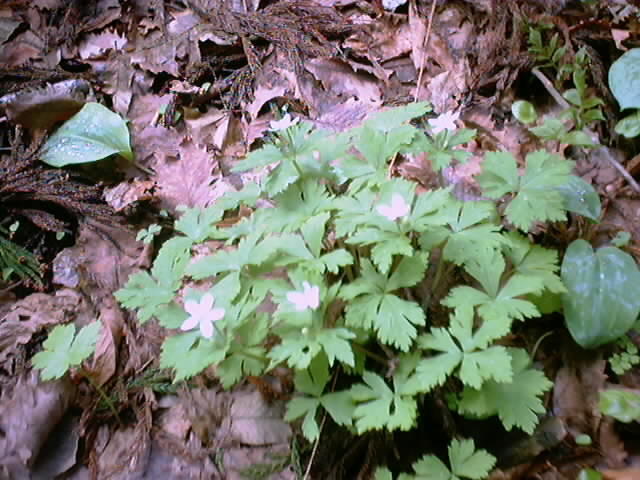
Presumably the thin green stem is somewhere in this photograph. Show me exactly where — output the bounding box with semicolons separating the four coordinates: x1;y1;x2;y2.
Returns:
84;373;122;426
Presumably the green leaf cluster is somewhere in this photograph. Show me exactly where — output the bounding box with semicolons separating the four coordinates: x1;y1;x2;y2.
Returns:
106;101;606;476
32;322;101;380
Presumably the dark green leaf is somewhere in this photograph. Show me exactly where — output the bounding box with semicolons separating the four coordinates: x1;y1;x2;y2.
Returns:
40;103;133;167
561;240;640;348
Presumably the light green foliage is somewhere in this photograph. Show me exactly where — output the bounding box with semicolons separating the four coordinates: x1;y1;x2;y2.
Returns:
136;223;162;244
413;306;513;390
456;348;553;433
109;101;574;467
528;25;567;76
32;322;101;380
599;388;640;423
477;150;574;231
285;355;354;441
114;236;192;322
376;438;496;480
340;257;426;351
609;335;640;376
40;102;133;167
350;354;419;433
560;56;605;131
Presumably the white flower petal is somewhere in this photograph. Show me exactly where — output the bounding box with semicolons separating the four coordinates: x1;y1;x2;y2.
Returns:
211;307;226;322
200;319;214;339
184;299;200;316
428;111;460;134
180;316;199;331
200;293;214;310
270;114;299;131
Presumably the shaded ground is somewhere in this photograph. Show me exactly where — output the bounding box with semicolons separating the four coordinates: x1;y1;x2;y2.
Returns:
2;0;640;479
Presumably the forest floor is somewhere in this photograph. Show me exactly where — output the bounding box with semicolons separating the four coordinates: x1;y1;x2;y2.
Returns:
2;0;640;479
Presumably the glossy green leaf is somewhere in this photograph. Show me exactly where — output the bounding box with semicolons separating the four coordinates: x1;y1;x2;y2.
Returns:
40;102;133;167
599;389;640;423
512;100;537;124
577;468;602;480
561;240;640;348
555;175;601;222
615;111;640;138
609;48;640;110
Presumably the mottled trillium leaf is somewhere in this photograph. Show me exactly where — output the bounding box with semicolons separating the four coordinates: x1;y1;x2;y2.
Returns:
555;175;601;222
561;240;640;348
609;48;640;110
40;102;133;167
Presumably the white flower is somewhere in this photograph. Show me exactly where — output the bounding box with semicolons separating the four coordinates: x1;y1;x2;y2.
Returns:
180;293;225;339
428;110;460;134
377;193;410;221
269;113;299;131
287;281;320;312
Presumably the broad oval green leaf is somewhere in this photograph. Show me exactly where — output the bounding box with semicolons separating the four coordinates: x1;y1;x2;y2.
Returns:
561;240;640;348
555;175;601;222
609;48;640;110
599;389;640;423
615;111;640;138
511;100;537;124
40;102;133;167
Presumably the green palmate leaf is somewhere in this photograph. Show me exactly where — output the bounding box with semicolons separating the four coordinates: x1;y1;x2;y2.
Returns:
561;240;640;348
555;175;601;222
338;124;420;190
160;331;229;381
350;355;419;433
268;326;355;370
174;205;223;242
477;150;574;231
414;306;513;390
609;48;640;110
419;200;504;266
528;117;568;142
40;102;133;167
115;236;193;322
114;271;178;322
443;248;544;328
411;439;496;480
263;180;334;233
32;322;101;380
457;348;553;433
340;259;426;351
357;101;431;133
285;355;354;441
503;232;566;293
599;388;640;423
216;315;269;388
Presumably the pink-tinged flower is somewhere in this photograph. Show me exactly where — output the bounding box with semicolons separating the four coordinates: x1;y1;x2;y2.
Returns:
269;113;299;131
180;293;225;339
428;110;460;134
287;281;320;312
377;193;410;221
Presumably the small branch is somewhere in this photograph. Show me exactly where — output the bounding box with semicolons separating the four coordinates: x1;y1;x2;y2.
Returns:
415;0;438;101
532;67;640;194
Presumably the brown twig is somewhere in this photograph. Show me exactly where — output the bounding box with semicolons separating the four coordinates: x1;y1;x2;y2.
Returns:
414;0;438;101
532;67;640;194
